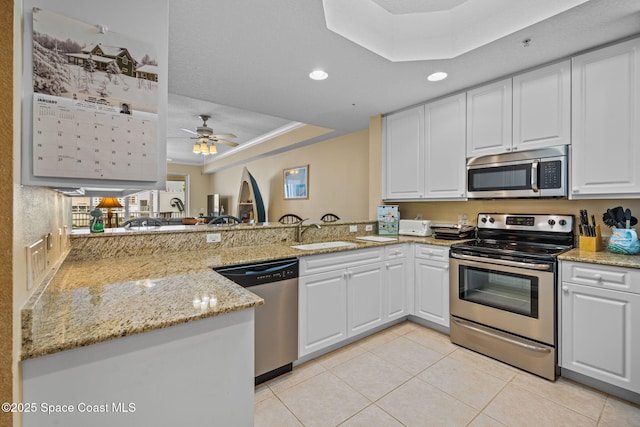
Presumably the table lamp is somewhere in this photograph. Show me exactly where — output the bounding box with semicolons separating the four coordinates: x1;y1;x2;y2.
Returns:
96;197;123;228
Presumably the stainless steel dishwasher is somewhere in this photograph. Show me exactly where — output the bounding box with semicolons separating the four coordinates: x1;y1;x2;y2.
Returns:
214;258;298;385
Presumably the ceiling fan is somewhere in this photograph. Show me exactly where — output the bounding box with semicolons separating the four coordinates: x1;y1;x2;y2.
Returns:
181;115;239;155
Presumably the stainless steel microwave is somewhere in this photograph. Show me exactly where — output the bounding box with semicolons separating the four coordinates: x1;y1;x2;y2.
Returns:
467;146;568;199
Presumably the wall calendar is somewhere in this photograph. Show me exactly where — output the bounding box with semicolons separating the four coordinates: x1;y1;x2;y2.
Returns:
30;8;161;184
33;94;158;181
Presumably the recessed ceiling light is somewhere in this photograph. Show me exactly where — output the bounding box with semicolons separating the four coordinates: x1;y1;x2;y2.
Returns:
309;70;328;80
427;71;448;82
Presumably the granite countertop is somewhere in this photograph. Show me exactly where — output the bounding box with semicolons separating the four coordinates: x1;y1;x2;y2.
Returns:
558;248;640;269
22;235;458;360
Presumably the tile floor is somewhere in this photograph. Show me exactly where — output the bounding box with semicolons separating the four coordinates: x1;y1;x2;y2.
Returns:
255;321;640;427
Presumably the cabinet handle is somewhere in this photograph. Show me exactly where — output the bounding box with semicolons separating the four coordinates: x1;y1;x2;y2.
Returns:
505;147;512;152
562;285;569;293
342;271;349;280
512;146;518;150
386;263;390;269
593;274;602;281
573;188;579;193
444;265;449;271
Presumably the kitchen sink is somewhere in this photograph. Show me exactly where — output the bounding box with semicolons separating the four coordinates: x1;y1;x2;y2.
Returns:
290;241;358;250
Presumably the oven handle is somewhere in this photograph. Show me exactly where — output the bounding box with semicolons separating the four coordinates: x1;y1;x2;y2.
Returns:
450;252;552;271
451;318;551;354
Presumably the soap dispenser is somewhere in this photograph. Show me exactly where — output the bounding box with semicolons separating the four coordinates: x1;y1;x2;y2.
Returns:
89;208;105;233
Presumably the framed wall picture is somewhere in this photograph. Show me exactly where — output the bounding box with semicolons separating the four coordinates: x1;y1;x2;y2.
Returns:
284;165;308;199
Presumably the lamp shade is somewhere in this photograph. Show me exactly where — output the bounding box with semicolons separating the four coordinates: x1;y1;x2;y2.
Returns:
96;197;123;209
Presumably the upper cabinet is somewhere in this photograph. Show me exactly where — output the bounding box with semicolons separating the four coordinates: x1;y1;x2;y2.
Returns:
383;106;425;200
513;61;571;150
466;78;512;157
467;61;571;158
424;93;466;199
383;94;466;201
570;38;640;199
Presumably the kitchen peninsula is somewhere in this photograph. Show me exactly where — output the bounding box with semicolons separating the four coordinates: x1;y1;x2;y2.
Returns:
19;220;407;426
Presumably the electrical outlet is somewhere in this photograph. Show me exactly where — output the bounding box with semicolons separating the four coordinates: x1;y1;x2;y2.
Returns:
206;233;222;243
349;225;358;233
365;225;373;231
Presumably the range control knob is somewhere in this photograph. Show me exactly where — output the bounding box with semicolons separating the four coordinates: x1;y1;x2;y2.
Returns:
548;219;556;226
488;217;495;224
559;219;567;226
481;217;487;223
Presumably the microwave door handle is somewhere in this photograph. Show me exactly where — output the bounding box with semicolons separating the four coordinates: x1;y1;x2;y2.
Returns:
531;160;539;193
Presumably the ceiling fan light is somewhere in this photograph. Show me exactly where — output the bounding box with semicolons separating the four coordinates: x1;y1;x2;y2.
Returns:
192;143;201;154
200;141;209;155
209;144;217;154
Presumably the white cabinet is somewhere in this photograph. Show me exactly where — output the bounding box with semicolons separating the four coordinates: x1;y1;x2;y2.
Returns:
560;261;640;393
424;93;467;199
467;62;571;158
413;244;450;327
513;60;571;150
384;244;411;321
299;245;412;357
383;106;425;199
466;78;512;157
299;269;348;356
299;248;386;357
347;263;385;336
571;38;640;198
384;94;466;201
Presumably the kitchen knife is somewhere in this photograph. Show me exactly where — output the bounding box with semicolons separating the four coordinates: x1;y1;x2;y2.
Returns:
625;208;631;229
591;214;596;235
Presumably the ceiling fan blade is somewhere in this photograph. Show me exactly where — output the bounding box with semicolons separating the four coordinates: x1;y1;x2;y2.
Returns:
212;133;237;139
180;128;198;135
216;139;239;147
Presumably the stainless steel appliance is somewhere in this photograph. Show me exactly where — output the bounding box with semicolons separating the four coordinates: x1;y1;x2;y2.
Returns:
214;259;298;385
207;194;227;216
467;146;568;199
449;213;574;380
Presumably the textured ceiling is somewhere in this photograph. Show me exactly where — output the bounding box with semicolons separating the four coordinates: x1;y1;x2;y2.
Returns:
167;0;640;166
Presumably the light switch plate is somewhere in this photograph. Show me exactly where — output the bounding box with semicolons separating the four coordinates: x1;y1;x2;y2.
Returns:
349;225;358;232
365;225;373;231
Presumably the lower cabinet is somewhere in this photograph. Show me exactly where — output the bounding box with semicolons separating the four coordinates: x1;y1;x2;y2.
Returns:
560;261;640;394
298;245;410;357
414;244;450;327
347;263;385;337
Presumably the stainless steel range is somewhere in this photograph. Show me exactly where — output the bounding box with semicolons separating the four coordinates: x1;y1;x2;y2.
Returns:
449;213;574;380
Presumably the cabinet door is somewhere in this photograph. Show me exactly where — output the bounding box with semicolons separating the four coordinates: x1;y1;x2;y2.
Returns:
383;106;425;199
347;263;385;337
561;282;640;393
571;38;640;198
424;93;467;199
513;60;570;150
466;78;513;157
385;258;408;321
414;258;450;327
299;270;347;357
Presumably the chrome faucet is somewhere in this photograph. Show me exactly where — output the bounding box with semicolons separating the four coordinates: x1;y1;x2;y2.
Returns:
296;218;321;242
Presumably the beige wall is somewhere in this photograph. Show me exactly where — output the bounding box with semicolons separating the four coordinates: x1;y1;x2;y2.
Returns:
368;115;383;220
1;0;13;419
397;198;640;238
167;163;212;217
209;129;370;222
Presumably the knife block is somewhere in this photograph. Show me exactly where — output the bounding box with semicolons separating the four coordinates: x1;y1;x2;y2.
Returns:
579;225;604;252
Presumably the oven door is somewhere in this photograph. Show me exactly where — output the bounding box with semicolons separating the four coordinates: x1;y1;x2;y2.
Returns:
449;254;555;345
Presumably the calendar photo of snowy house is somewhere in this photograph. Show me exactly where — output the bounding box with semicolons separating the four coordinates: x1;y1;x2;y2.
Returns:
32;7;159;114
66;44;138;77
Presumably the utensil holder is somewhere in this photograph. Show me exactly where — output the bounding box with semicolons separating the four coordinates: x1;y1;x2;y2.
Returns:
579;225;603;252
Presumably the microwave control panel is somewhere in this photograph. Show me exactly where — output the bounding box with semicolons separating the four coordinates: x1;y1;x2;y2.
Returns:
539;160;562;189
